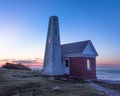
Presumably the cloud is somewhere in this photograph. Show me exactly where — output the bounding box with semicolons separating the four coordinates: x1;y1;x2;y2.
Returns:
12;60;36;64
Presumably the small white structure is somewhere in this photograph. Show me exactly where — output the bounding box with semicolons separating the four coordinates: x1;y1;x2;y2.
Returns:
42;16;63;76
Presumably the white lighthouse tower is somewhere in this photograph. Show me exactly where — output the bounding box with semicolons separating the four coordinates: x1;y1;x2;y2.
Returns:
42;16;63;76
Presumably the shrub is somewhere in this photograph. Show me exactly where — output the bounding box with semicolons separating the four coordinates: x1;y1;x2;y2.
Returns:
2;62;31;71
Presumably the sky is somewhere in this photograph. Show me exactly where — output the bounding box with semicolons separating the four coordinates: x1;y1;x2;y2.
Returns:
0;0;120;67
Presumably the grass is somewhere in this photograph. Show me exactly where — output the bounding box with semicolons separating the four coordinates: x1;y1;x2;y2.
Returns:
0;68;108;96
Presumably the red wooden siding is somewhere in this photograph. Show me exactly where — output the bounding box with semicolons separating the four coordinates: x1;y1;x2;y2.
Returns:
70;57;96;80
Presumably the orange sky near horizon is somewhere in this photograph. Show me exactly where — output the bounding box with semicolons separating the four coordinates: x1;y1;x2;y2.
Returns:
1;56;119;68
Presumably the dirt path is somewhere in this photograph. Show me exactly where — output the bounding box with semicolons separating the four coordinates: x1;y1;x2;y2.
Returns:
90;82;120;96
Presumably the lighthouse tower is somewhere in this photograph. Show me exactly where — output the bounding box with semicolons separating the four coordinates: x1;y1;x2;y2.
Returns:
42;16;63;76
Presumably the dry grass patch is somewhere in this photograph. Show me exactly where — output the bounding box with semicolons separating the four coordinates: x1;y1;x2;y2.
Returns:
0;69;108;96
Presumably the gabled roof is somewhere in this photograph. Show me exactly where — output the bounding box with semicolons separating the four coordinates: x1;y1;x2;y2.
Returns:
61;40;98;56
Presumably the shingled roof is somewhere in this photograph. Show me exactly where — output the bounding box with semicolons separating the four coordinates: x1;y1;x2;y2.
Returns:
61;40;98;56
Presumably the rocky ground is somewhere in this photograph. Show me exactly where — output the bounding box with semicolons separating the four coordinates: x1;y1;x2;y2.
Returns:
91;79;120;96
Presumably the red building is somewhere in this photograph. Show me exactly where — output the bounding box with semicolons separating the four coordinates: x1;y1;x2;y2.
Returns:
62;40;98;80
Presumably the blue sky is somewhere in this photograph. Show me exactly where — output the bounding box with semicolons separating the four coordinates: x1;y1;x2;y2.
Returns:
0;0;120;66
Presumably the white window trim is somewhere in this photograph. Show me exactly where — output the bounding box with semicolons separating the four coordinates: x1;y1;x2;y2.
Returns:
64;58;70;68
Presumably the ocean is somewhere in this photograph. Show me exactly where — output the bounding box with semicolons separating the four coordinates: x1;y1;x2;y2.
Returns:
31;66;120;81
97;67;120;81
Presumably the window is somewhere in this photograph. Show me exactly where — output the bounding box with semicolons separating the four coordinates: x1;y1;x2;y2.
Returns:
65;60;69;67
87;59;91;70
48;38;51;43
55;28;57;36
